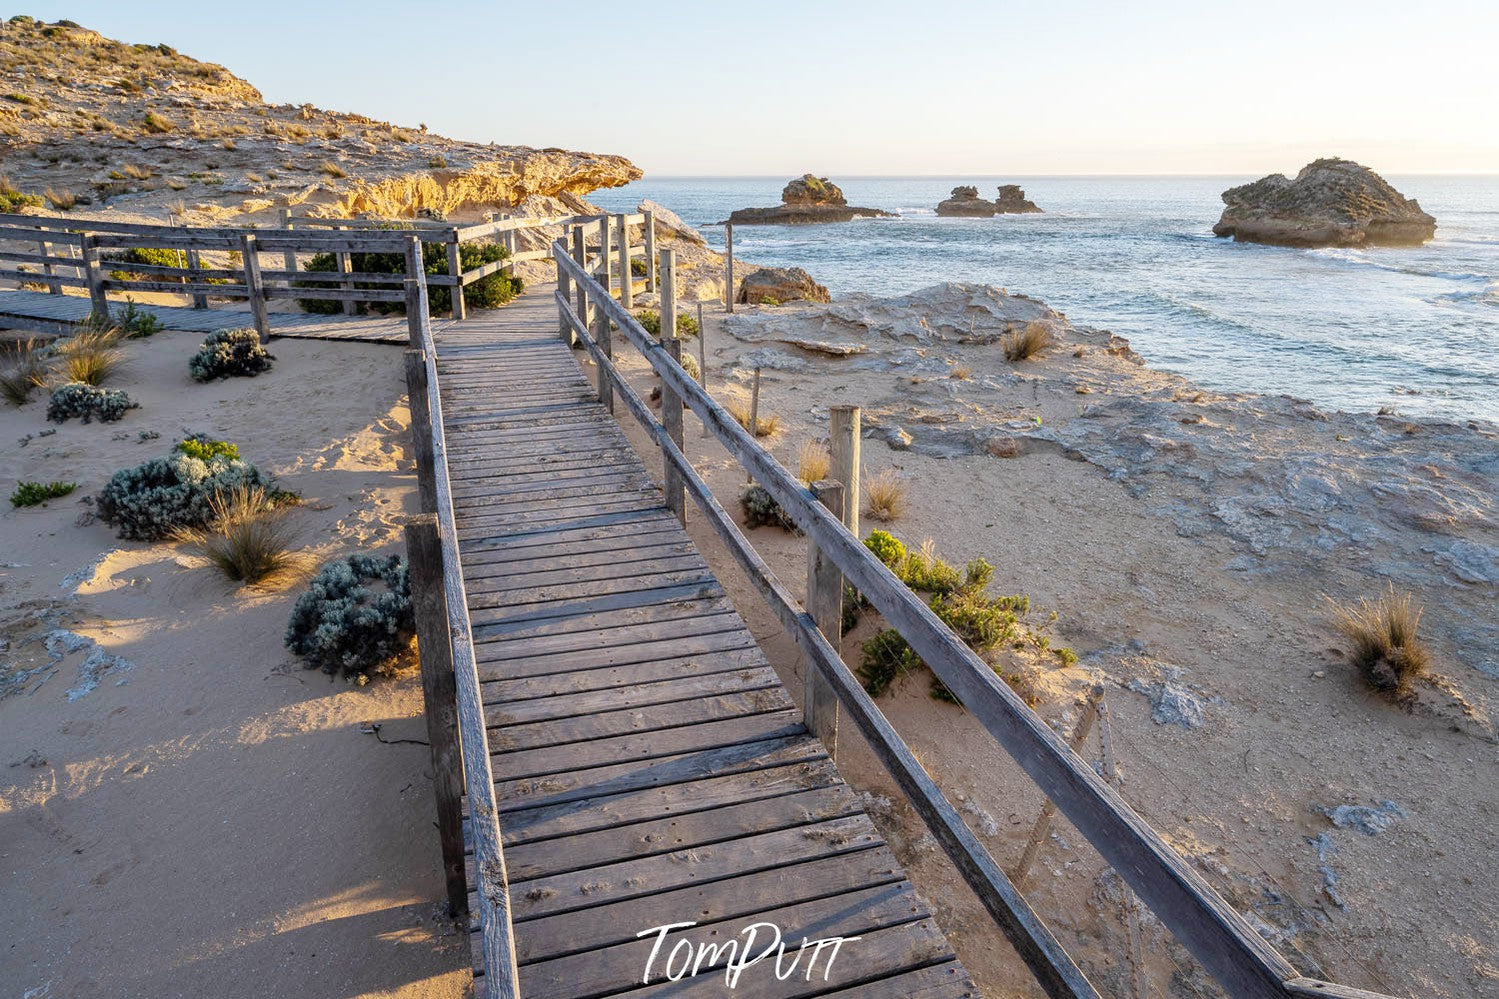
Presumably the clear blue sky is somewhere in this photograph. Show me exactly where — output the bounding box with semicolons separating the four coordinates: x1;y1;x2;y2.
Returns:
19;1;1499;175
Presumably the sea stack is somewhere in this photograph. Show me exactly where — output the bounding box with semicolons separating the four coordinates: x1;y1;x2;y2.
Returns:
935;184;1042;216
725;174;894;225
1213;158;1436;248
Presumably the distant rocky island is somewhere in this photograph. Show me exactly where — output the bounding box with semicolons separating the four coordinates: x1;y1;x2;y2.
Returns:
936;184;1042;216
725;175;895;225
1213;158;1436;248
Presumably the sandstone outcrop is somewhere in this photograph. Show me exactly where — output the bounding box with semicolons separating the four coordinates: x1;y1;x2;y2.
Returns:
725;174;894;225
736;266;832;305
935;184;1042;216
1213;158;1436;247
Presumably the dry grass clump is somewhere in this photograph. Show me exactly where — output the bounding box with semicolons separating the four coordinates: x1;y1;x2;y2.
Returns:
58;327;123;385
796;440;830;484
141;111;176;134
390;128;412;143
286;123;311;141
1331;586;1430;696
174;486;301;584
121;163;152;180
318;160;347;179
1002;322;1054;363
220;137;236;150
43;187;76;210
727;399;779;438
0;338;50;405
949;363;973;380
863;467;907;521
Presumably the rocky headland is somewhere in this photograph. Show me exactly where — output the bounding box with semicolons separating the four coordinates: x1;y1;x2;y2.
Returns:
1213;158;1437;248
936;184;1043;216
725;174;895;225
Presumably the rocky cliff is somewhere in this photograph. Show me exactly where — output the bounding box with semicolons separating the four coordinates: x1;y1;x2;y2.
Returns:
1213;158;1436;248
0;16;640;225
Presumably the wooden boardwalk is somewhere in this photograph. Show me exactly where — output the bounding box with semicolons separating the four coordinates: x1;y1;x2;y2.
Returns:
439;288;976;997
0;287;411;342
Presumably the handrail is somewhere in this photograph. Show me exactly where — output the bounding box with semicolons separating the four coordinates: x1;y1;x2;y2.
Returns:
406;238;521;999
551;239;1403;999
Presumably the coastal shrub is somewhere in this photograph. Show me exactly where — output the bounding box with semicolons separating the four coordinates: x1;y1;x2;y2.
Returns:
796;440;830;484
47;382;137;423
1331;587;1429;695
1002;322;1054;363
0;339;48;405
296;241;521;316
189;328;274;381
10;480;76;507
0;175;42;213
174;486;300;584
635;309;700;339
113;299;163;338
863;467;907;522
858;629;924;697
284;554;414;678
740;485;798;532
864;529;906;569
680;352;701;382
176;435;240;462
631;257;648;277
58;327;124;385
96;450;270;540
108;246;185;282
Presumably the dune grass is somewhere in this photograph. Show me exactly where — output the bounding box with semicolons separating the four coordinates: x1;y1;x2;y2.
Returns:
863;467;907;521
796;440;830;484
1331;586;1430;696
0;338;49;405
1002;321;1054;362
728;398;779;438
58;327;124;385
174;486;302;584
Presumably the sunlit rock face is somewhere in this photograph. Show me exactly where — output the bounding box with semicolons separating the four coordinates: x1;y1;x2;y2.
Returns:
1213;158;1436;248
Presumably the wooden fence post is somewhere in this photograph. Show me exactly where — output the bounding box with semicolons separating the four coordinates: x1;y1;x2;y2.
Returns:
80;233;108;318
829;405;861;539
616;213;633;309
185;247;208;308
724;222;735;313
336;224;356;317
403;513;469;918
403;350;439;515
557;228;574;345
805;479;844;756
445;229;465;321
404;237;427;348
35;237;61;295
643;209;657;294
239;233;271;342
597;217;612;297
278;208;297;289
660;249;685;523
1013;686;1104;887
571;226;589;336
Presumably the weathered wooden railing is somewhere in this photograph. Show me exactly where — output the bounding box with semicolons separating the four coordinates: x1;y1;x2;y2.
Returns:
396;235;520;999
0;209;657;330
552;237;1402;999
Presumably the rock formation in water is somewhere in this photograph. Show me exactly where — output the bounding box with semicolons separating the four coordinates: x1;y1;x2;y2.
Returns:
1212;158;1436;248
936;184;1042;216
736;266;832;305
725;174;894;225
995;184;1042;213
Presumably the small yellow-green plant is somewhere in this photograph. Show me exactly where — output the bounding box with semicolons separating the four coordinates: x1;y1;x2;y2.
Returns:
635;309;700;339
10;480;76;507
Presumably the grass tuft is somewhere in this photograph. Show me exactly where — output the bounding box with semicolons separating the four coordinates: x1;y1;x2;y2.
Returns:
0;338;49;404
59;327;124;385
1331;586;1430;696
796;440;830;484
727;398;779;437
863;467;907;521
1002;321;1054;363
43;187;76;210
318;160;346;179
174;486;301;584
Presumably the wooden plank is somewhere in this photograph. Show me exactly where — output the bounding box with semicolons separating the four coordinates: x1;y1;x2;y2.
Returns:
820;961;976;998
464;551;704;592
477;627;757;683
481;643;767;704
471;600;741;648
487;663;785;725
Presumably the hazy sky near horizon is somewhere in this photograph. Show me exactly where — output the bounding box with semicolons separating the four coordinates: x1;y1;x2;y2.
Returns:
20;0;1499;176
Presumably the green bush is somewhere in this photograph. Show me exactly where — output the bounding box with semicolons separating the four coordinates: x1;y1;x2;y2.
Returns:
0;177;42;213
108;247;185;282
113;299;164;338
189;328;274;381
10;480;76;507
864;530;906;569
284;554;414;677
296;240;521;316
635;309;700;339
858;628;924;697
176;435;239;461
46;383;137;423
96;450;270;540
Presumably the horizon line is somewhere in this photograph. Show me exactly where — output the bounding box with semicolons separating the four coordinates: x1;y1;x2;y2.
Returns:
623;171;1499;180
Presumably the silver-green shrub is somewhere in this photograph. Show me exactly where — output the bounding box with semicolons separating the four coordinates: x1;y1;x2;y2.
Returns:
46;382;138;423
96;450;269;540
284;554;413;677
188;328;274;381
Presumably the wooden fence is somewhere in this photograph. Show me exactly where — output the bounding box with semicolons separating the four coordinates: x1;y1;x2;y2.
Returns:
0;209;656;332
551;237;1403;999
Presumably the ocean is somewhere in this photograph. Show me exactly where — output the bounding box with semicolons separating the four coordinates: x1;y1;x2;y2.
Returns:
589;176;1499;425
